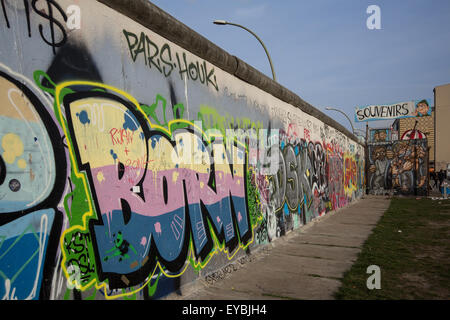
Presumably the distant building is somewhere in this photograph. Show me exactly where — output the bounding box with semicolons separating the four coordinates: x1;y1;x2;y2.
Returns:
434;83;450;171
391;83;450;171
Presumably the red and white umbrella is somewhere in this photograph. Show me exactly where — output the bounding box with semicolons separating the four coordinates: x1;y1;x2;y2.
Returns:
401;129;426;140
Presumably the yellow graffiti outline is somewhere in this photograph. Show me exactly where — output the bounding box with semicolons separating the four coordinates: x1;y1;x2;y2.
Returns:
343;152;358;197
56;80;255;299
343;153;357;190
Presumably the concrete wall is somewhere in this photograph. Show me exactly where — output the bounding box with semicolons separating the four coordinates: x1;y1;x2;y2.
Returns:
0;0;364;300
434;84;450;171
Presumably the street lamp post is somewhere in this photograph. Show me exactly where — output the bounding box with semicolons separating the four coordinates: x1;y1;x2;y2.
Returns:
213;20;276;82
325;107;355;135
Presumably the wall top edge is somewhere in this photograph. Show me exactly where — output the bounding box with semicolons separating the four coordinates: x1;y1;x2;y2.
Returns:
97;0;360;144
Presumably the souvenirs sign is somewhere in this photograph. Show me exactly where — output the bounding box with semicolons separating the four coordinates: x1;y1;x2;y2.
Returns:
355;99;431;122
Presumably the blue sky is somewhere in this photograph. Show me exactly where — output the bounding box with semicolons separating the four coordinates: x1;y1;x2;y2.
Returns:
149;0;450;133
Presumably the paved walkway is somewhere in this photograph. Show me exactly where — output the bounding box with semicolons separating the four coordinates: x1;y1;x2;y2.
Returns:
177;195;391;300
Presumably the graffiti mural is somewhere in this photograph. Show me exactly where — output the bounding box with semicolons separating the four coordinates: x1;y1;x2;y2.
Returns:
61;84;254;290
0;66;66;300
0;0;365;300
368;140;428;195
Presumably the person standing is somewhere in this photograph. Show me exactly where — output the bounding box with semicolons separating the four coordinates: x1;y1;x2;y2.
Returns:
438;169;445;189
431;171;438;188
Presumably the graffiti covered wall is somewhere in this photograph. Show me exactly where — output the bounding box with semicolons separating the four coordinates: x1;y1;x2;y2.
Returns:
368;140;428;196
0;0;365;300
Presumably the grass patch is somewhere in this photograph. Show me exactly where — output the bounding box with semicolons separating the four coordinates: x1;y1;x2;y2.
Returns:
334;197;450;300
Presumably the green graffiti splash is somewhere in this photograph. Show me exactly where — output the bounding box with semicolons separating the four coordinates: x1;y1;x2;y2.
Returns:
246;169;263;227
197;105;263;140
147;270;162;298
140;93;188;131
